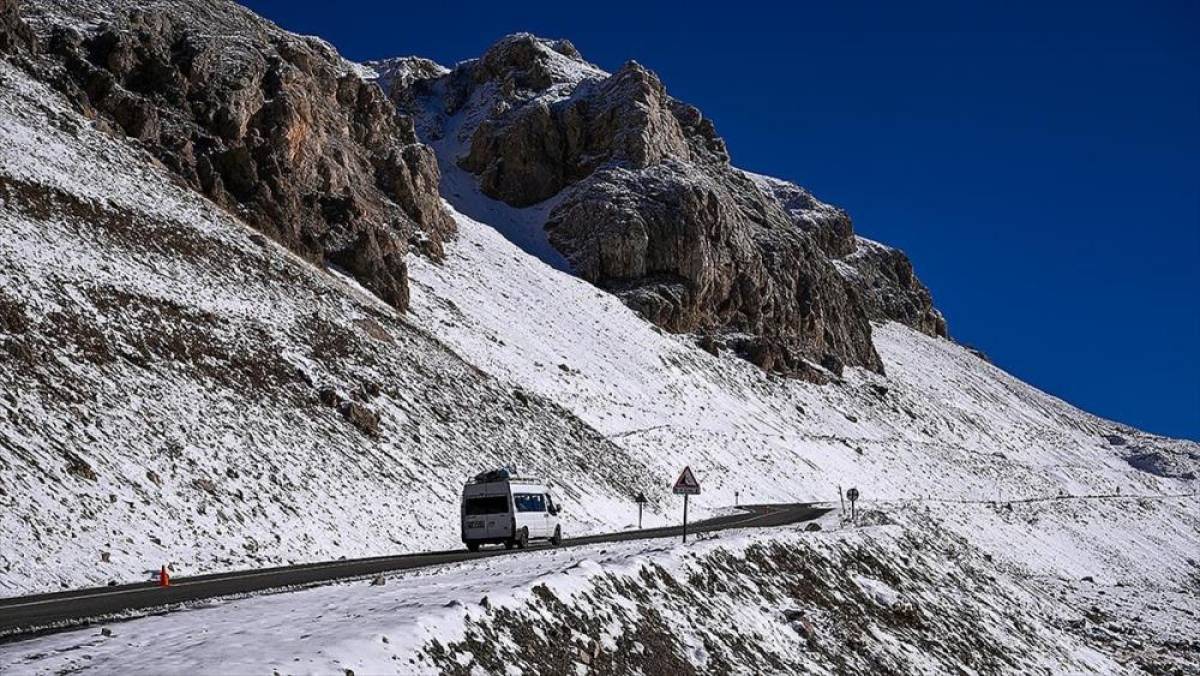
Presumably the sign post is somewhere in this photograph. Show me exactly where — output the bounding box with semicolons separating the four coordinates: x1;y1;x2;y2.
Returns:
672;466;701;543
846;487;859;523
635;492;647;529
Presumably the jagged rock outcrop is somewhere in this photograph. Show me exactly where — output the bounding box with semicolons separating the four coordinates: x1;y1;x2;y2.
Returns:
10;0;453;310
379;34;954;377
838;238;948;338
752;174;948;338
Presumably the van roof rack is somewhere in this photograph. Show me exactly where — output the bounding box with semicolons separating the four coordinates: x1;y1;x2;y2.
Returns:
470;468;545;484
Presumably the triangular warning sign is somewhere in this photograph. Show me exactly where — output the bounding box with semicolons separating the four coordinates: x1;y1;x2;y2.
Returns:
673;466;701;494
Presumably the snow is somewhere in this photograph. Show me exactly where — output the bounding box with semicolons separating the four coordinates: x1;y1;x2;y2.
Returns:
404;204;1198;668
1;16;1197;670
0;59;661;597
0;520;1128;675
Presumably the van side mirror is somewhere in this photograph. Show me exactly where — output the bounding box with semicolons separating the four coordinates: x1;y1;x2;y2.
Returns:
549;506;559;516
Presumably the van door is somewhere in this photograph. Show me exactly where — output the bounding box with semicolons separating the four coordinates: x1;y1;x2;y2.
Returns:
464;493;512;541
513;492;548;538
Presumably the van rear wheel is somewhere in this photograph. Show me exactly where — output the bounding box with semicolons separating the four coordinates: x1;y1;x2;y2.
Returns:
466;542;480;552
516;527;529;549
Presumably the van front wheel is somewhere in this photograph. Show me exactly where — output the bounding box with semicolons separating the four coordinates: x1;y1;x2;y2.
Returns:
550;526;562;547
466;542;480;552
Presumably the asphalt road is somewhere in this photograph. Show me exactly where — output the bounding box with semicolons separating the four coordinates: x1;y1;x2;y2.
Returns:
0;502;828;641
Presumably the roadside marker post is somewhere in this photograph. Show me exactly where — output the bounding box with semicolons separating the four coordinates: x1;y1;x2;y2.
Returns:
846;487;859;523
635;492;647;529
672;466;702;543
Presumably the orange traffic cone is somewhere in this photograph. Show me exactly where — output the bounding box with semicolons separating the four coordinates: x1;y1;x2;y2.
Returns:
159;564;170;587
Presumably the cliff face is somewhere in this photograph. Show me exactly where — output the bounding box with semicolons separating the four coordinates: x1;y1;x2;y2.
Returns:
752;174;948;339
379;34;947;378
3;0;947;373
10;0;453;311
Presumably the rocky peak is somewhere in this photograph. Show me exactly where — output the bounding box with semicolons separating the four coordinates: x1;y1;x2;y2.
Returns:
377;36;893;378
383;32;947;378
367;55;448;92
472;33;594;93
9;0;454;311
750;173;857;258
749;173;947;339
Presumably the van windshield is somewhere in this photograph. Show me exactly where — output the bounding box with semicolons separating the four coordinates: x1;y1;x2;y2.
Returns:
464;496;509;515
513;493;546;512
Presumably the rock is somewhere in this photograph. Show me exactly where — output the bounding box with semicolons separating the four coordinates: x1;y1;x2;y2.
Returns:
804;522;822;532
0;0;34;54
318;386;342;408
370;574;386;586
783;609;815;641
21;0;453;312
100;627;113;637
338;400;380;437
317;386;379;436
750;178;950;342
782;608;806;622
382;34;909;379
821;354;845;377
100;550;110;563
64;451;97;481
1081;575;1095;583
963;344;991;362
833;238;947;339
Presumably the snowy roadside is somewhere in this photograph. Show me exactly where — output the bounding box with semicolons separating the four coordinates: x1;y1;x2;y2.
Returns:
0;512;1122;675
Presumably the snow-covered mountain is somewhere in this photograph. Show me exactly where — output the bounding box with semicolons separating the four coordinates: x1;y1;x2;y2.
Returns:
0;1;1196;672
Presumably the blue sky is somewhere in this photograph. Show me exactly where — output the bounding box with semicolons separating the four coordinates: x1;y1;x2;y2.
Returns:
243;0;1199;440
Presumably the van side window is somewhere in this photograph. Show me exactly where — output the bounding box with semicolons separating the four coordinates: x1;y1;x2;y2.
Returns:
465;496;509;515
513;493;546;512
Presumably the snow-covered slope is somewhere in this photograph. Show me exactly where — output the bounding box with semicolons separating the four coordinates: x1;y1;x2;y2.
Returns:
405;207;1199;669
0;58;660;595
1;7;1197;670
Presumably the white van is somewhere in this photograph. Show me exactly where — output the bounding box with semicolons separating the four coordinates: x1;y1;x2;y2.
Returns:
461;469;562;551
